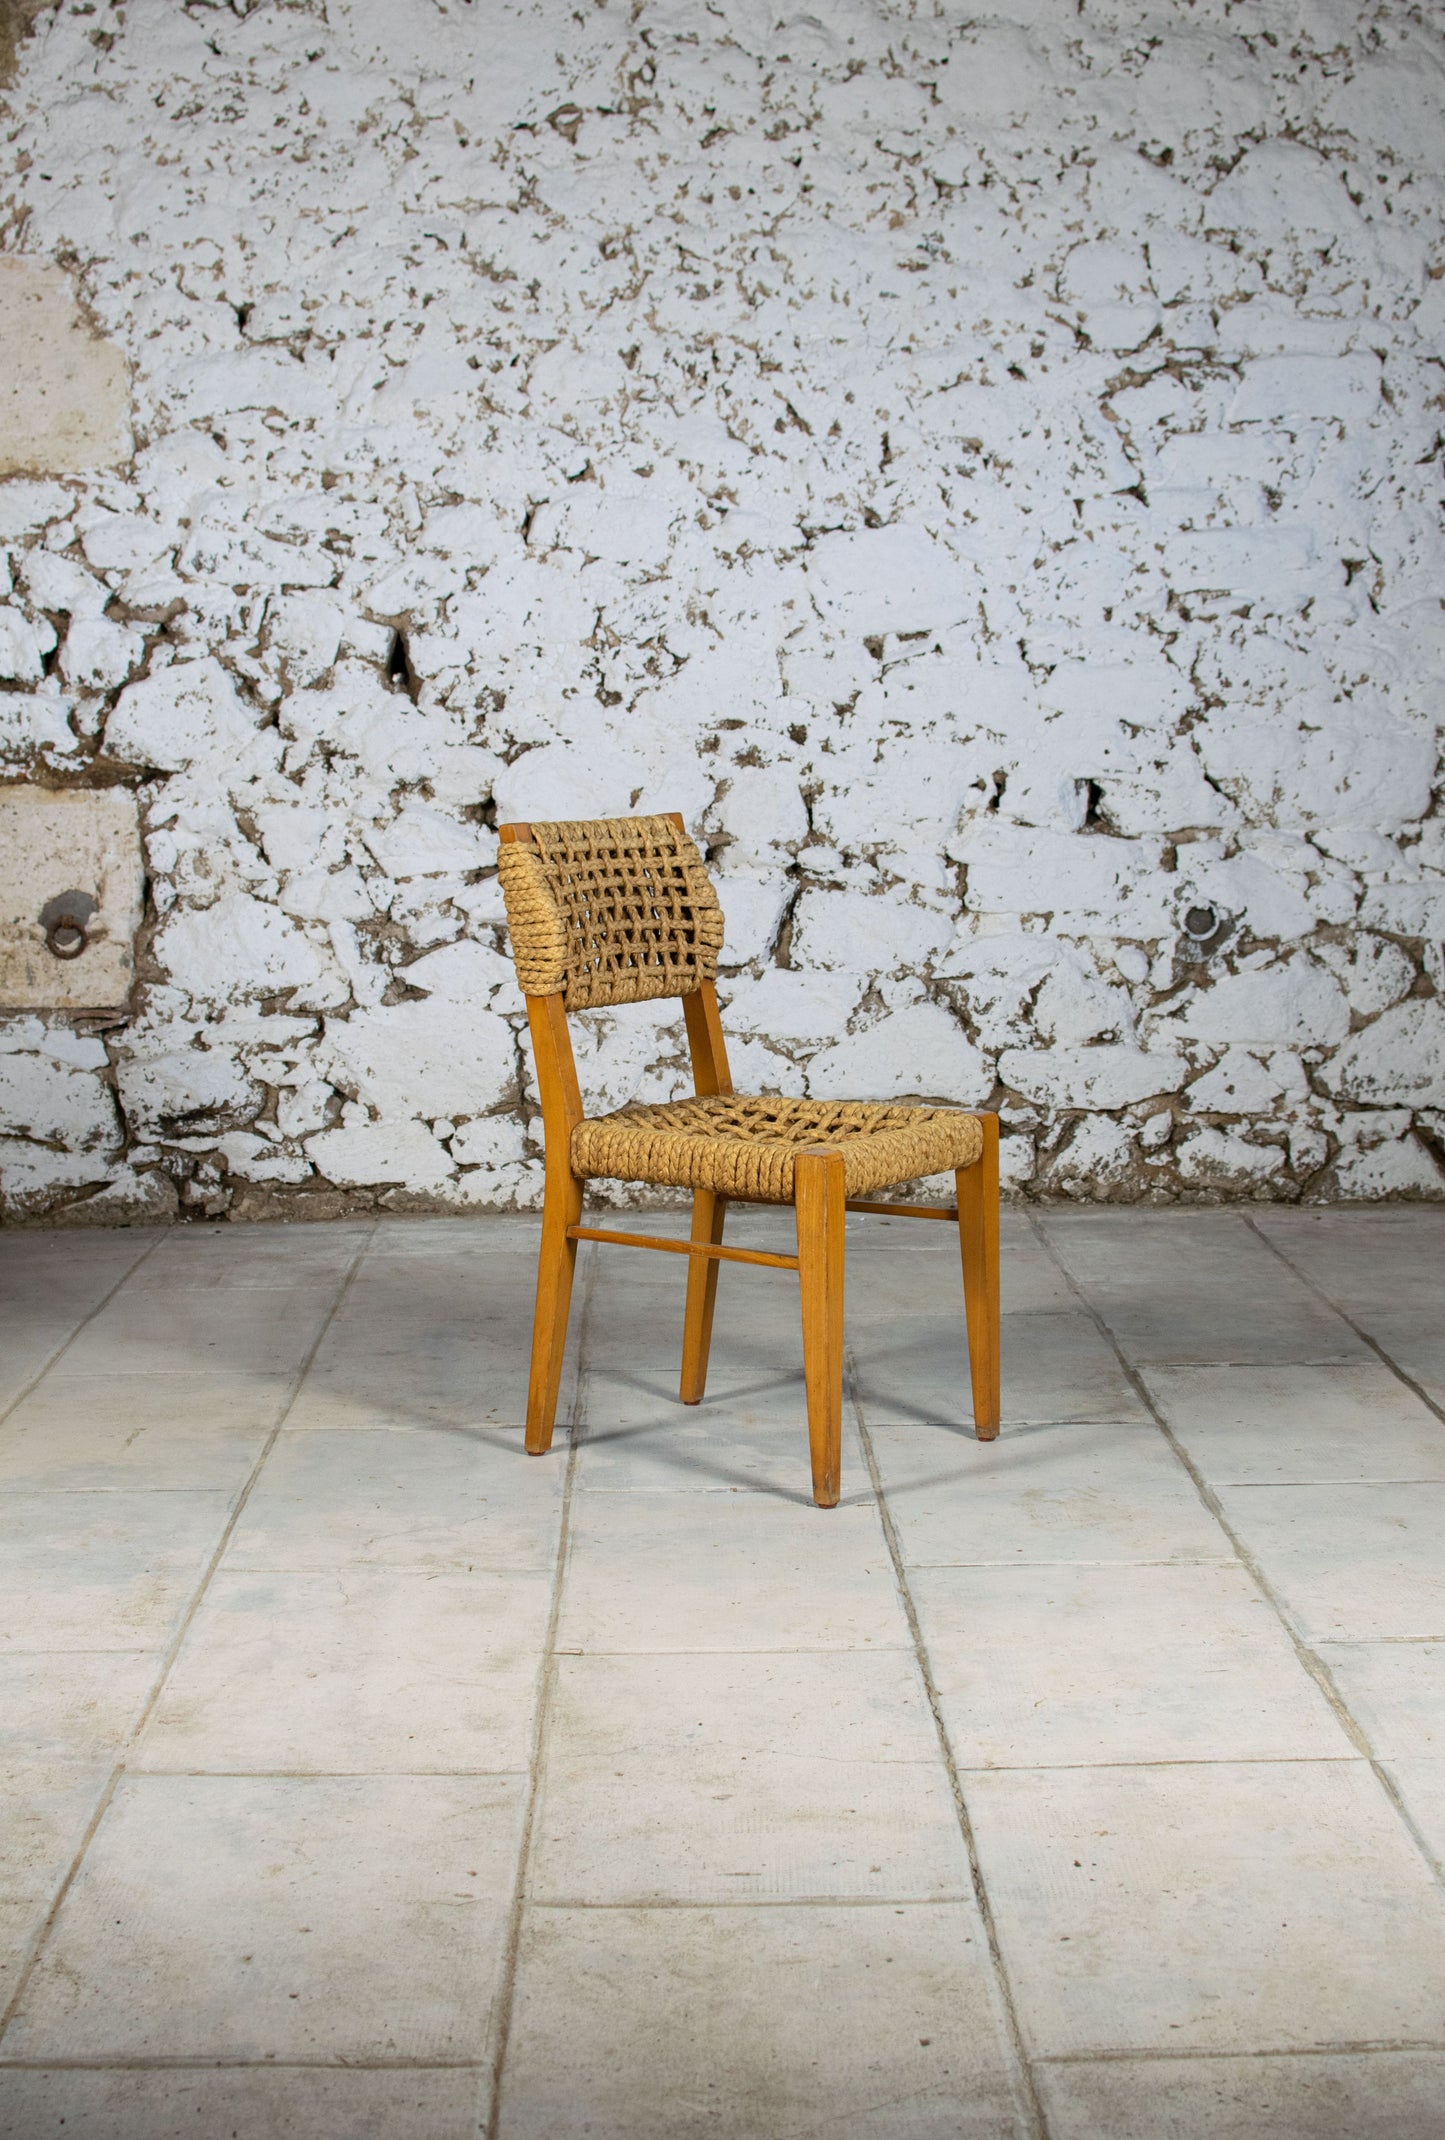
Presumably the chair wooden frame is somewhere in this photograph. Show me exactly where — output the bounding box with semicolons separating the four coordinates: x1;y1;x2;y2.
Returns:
500;814;1000;1508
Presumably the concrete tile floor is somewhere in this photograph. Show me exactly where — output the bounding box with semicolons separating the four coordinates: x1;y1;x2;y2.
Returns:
0;1205;1442;2139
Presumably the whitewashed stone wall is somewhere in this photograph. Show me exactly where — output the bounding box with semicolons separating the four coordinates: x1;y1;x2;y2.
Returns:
1;0;1442;1222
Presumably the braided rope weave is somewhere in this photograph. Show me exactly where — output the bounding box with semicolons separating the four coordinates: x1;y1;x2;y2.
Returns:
498;814;725;1010
573;1093;984;1203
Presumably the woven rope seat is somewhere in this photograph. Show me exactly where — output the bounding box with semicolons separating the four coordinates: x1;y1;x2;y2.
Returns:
572;1092;985;1204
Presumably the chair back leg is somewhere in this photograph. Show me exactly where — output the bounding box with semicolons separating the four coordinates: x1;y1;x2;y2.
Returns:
794;1150;847;1507
526;1164;584;1453
955;1114;1000;1439
679;1189;727;1404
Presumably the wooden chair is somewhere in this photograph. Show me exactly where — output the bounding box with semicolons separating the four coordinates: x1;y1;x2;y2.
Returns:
497;811;1000;1507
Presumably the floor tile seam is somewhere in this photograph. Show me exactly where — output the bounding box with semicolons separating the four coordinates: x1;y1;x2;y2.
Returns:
482;1249;593;2140
548;1644;917;1657
951;1753;1373;1775
0;1231;166;1434
900;1556;1242;1570
1241;1213;1445;1435
1318;1635;1445;1647
1207;1478;1445;1495
1028;2038;1445;2067
0;2056;494;2073
1027;1211;1445;1899
0;1487;276;1499
1064;1353;1375;1369
206;1560;565;1576
116;1767;536;1780
1195;1477;1445;1489
848;1349;1052;2140
0;1219;382;2050
519;1894;995;1913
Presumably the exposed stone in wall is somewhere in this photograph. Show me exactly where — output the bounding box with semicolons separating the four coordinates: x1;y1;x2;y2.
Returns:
0;257;132;475
0;0;1441;1222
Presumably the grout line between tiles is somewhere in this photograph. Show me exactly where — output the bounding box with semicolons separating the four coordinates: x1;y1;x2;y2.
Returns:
3;2036;1444;2075
0;1231;167;1433
1028;2038;1445;2066
0;2055;494;2073
0;1219;381;2048
482;1246;594;2140
1028;1210;1445;1896
849;1347;1051;2140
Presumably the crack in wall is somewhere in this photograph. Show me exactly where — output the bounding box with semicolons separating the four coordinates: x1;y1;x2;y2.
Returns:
0;0;1442;1222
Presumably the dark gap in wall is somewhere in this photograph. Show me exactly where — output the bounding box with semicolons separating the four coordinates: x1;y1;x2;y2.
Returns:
1083;779;1105;829
386;629;418;700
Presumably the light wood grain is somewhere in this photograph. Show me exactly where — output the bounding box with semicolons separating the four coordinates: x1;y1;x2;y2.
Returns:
956;1113;1000;1440
795;1148;847;1509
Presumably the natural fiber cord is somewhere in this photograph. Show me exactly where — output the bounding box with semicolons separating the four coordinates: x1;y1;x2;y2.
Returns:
572;1093;984;1202
499;814;724;1009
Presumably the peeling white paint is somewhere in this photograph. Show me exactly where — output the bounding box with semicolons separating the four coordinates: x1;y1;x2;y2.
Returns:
0;0;1441;1221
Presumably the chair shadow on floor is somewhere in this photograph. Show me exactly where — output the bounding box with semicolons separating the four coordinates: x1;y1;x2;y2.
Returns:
571;1355;1056;1506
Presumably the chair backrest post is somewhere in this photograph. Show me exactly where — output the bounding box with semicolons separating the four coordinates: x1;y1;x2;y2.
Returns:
682;982;733;1098
526;991;584;1151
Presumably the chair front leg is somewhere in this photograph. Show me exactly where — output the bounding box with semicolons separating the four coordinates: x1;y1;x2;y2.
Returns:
956;1113;1000;1440
526;1158;584;1454
680;1189;727;1405
794;1149;847;1508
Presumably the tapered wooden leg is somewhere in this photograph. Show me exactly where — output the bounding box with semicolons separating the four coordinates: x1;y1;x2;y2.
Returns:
680;1190;726;1404
526;1162;584;1454
794;1149;846;1508
956;1114;1000;1440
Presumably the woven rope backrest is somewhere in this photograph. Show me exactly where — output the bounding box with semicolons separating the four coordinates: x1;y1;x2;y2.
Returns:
498;814;725;1009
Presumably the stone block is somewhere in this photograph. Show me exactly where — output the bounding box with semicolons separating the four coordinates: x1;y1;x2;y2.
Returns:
0;260;130;477
0;786;142;1011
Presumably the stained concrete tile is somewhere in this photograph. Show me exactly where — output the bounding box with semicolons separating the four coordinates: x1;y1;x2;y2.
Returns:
1250;1210;1445;1326
0;1323;79;1411
136;1567;551;1774
0;1375;285;1492
1384;1760;1445;1872
364;1214;548;1261
869;1420;1227;1566
0;1760;111;2008
576;1369;863;1493
966;1759;1445;2057
915;1562;1350;1767
1214;1482;1445;1642
0;1228;158;1321
3;1773;524;2061
583;1267;803;1379
287;1262;555;1429
499;1902;1029;2140
224;1425;563;1572
531;1651;969;1904
0;1492;231;1652
846;1209;1075;1319
1357;1331;1445;1417
557;1492;910;1653
0;1652;156;1761
1037;2050;1445;2140
1143;1362;1445;1485
1314;1641;1445;1758
124;1220;372;1292
0;1900;45;2011
51;1287;339;1382
0;2067;485;2140
1039;1211;1370;1367
0;1761;111;1911
853;1309;1149;1429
